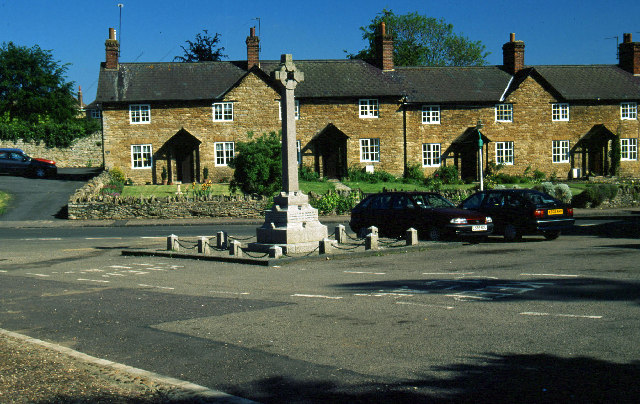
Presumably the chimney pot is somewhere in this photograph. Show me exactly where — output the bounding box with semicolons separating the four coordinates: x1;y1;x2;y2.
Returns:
619;33;640;74
510;32;515;42
623;33;632;43
109;27;116;40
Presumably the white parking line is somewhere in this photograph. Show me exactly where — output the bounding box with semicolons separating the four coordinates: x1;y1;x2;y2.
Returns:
344;270;386;275
292;294;343;300
77;278;110;283
396;301;454;310
210;290;250;295
520;312;602;319
520;273;580;277
26;273;49;277
423;272;475;275
138;284;175;290
355;292;414;297
20;238;62;241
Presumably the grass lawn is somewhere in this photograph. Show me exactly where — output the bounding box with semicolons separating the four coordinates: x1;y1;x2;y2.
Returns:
0;190;11;215
120;180;335;198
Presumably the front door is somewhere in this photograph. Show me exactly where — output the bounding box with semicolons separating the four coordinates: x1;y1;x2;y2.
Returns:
460;144;478;182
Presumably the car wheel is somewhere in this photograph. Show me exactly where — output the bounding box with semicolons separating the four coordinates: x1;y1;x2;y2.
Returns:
503;224;521;242
34;167;46;178
428;226;441;242
544;231;560;240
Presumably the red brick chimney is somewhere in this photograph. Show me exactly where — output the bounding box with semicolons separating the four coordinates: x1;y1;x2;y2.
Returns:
375;21;394;71
246;27;260;70
619;33;640;75
502;32;525;75
105;28;119;69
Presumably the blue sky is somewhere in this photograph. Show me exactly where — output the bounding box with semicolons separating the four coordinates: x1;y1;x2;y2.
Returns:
1;0;638;103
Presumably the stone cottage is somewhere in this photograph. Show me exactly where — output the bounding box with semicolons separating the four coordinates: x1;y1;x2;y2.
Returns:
94;25;640;184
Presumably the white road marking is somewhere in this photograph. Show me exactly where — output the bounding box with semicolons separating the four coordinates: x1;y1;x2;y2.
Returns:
292;294;343;300
109;265;132;269
0;270;7;273
85;237;123;240
423;272;475;275
396;301;454;310
77;278;110;283
26;273;49;277
210;290;250;295
106;272;126;276
138;284;175;290
355;292;414;297
81;269;104;273
20;238;62;241
520;312;602;319
140;237;166;239
520;273;580;277
344;270;386;275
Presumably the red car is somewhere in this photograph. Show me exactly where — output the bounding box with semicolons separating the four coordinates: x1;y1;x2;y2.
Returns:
350;191;493;241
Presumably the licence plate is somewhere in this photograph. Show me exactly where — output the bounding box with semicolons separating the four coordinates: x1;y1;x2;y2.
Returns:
547;209;563;215
472;225;487;231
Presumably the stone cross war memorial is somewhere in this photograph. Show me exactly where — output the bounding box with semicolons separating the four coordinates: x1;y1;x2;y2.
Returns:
249;55;330;254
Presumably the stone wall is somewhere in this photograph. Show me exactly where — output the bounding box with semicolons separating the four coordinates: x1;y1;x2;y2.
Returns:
67;173;270;219
0;132;103;168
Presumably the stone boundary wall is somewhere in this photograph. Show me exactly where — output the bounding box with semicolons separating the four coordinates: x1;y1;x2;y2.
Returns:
67;172;270;220
0;132;102;168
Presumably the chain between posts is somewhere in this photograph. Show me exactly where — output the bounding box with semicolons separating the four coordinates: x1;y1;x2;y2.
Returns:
242;249;269;258
175;239;198;250
283;245;320;258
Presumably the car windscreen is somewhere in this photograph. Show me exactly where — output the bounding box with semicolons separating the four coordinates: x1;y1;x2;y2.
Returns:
523;191;558;206
413;194;455;209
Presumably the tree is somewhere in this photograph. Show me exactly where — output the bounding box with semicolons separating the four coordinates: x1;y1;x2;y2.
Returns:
0;42;76;123
0;42;99;147
348;9;489;67
229;132;282;196
174;30;227;62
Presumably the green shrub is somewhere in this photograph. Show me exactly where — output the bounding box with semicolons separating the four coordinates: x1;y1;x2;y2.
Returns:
109;167;126;184
554;183;572;204
299;165;320;181
403;163;424;184
433;165;460;184
229;131;282;196
532;169;546;182
572;184;619;207
346;166;395;183
309;190;362;215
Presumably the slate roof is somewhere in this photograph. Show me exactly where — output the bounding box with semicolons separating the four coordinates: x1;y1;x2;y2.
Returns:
95;59;403;103
393;66;513;103
95;59;640;105
532;65;640;101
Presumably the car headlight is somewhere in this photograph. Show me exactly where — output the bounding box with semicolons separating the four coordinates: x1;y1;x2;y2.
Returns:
450;218;468;224
486;217;493;223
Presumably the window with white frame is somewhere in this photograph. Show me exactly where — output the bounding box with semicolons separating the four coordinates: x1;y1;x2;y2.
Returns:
131;144;152;168
213;102;234;121
495;141;514;165
215;142;235;166
422;105;440;124
495;104;513;122
360;138;380;162
621;102;638;120
621;138;638;161
552;140;570;163
279;100;300;120
422;143;441;167
552;103;569;121
359;99;379;118
129;104;150;124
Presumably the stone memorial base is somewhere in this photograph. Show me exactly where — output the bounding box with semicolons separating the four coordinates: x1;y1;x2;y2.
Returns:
248;191;329;254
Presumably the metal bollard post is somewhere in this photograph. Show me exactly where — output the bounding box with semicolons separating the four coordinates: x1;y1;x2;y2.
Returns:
167;234;179;251
269;245;282;259
198;237;210;255
216;231;227;249
406;228;418;246
365;232;379;250
335;225;346;244
319;238;332;255
229;240;243;257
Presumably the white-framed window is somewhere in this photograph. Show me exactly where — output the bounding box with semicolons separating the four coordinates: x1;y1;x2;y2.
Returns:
90;109;102;119
296;140;301;164
279;100;300;120
495;104;513;122
552;103;569;121
213;102;234;121
360;138;380;162
621;102;638;120
215;142;235;166
621;138;638;161
495;141;514;165
131;144;152;168
359;99;379;118
422;105;440;124
552;140;570;163
129;104;150;124
422;143;441;167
